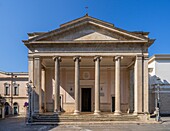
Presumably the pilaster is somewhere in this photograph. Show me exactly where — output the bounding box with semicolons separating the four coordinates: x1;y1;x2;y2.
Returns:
143;57;149;113
33;56;41;113
134;55;143;115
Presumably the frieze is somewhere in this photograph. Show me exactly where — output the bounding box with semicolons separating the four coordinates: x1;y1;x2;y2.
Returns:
29;43;148;53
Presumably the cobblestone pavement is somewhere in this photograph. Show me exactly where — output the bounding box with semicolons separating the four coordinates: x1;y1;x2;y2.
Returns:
0;116;170;131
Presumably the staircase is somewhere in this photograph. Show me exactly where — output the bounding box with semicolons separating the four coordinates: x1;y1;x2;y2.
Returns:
30;113;140;124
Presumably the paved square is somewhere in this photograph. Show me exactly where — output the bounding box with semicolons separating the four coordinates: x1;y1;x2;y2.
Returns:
1;116;170;131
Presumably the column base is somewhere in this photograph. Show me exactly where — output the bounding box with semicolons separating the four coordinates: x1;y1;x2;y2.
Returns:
27;117;33;123
114;110;121;115
39;109;43;114
133;112;138;115
33;110;39;114
54;109;61;115
94;110;101;115
73;110;80;115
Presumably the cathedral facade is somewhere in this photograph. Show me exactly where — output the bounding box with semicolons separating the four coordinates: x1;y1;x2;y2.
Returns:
23;15;155;116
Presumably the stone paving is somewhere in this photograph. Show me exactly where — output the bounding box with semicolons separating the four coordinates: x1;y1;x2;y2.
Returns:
0;116;170;131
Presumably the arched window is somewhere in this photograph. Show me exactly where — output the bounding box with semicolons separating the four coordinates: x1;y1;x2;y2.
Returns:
13;102;19;115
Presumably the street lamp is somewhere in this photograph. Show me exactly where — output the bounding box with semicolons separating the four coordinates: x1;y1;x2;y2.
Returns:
154;77;162;122
26;80;32;123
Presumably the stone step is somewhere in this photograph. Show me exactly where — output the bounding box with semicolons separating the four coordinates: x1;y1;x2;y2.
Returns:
32;114;139;123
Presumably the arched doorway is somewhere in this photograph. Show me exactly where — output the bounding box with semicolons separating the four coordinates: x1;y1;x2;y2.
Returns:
13;102;19;115
5;102;10;115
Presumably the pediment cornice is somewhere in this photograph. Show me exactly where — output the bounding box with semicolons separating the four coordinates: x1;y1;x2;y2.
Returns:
24;15;150;43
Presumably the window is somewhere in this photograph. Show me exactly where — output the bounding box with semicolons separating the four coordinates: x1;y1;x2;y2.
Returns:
4;83;10;95
13;84;19;96
5;86;9;95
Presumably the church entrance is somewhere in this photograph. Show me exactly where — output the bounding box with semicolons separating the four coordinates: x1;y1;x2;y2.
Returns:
112;97;115;112
81;88;91;112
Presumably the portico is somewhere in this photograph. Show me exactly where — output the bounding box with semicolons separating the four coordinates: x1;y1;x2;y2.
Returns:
23;15;154;117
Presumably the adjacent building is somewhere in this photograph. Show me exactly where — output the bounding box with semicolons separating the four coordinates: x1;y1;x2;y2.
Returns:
149;55;170;115
23;15;154;116
0;71;28;116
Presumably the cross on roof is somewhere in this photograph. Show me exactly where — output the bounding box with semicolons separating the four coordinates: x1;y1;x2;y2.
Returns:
85;6;88;15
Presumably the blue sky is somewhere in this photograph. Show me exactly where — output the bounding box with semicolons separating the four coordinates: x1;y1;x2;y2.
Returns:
0;0;170;72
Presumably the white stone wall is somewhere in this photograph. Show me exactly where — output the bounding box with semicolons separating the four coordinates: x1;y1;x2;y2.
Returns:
155;60;170;83
149;57;170;114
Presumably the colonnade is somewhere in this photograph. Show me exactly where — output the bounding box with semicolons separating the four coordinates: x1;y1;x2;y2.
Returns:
28;55;149;115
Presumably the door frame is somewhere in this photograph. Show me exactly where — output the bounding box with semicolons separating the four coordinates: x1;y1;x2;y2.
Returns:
80;86;93;112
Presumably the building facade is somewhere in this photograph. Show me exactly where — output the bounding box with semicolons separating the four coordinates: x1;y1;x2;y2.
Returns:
0;71;28;116
23;15;155;116
149;55;170;115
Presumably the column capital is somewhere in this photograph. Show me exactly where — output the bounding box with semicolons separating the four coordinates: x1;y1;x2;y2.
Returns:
34;55;41;60
73;56;81;62
53;56;62;62
143;55;149;60
33;55;41;59
114;56;123;61
136;55;143;60
28;56;34;61
94;56;102;62
41;65;45;71
144;57;149;60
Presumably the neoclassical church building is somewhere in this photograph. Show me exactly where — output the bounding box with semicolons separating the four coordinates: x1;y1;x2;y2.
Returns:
23;15;155;116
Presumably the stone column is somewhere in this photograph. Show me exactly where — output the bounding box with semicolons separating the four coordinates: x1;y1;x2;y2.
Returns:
134;55;143;115
129;68;134;113
41;67;46;112
73;56;81;115
33;56;41;113
2;106;5;119
114;56;122;115
94;56;102;115
28;57;34;115
53;56;62;113
143;56;149;113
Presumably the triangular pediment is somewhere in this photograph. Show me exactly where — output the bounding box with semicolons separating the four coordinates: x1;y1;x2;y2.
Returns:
25;15;149;43
75;32;118;41
42;24;121;41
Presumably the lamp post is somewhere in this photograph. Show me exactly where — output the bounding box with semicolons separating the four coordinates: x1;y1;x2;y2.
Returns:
155;77;161;122
26;80;32;123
